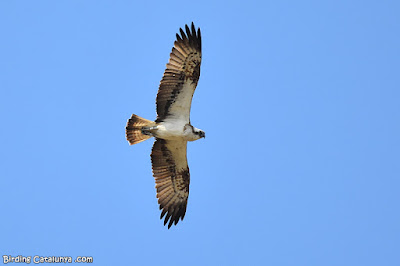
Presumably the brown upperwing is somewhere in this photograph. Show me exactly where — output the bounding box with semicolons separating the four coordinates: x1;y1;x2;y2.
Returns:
151;138;190;228
155;22;202;123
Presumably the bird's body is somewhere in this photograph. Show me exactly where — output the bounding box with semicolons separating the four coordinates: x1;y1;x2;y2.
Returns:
126;23;204;228
144;122;203;141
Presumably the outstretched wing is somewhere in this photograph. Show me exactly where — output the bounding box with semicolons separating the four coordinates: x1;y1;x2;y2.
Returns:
151;138;190;228
156;22;202;123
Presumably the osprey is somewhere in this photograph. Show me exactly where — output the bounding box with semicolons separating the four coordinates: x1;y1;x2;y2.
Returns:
126;23;204;228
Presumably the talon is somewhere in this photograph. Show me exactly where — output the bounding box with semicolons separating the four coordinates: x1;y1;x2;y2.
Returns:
142;126;157;136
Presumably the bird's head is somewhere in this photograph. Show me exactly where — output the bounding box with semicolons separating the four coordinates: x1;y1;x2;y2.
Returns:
184;125;205;141
197;130;205;139
192;127;205;140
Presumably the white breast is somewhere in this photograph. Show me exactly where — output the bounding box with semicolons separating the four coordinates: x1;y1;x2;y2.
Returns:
155;119;186;140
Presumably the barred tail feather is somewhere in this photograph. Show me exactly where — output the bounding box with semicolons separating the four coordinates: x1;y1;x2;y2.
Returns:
126;114;155;145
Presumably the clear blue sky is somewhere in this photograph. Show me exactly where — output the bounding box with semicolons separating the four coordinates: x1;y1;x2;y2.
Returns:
1;1;399;265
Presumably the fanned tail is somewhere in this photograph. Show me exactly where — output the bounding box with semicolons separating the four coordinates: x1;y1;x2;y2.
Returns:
126;114;155;145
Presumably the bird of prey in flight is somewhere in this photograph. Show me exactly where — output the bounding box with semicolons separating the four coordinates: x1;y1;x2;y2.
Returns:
126;23;204;228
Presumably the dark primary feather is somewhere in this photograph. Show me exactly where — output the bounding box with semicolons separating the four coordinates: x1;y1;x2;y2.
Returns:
155;22;202;123
151;139;190;228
